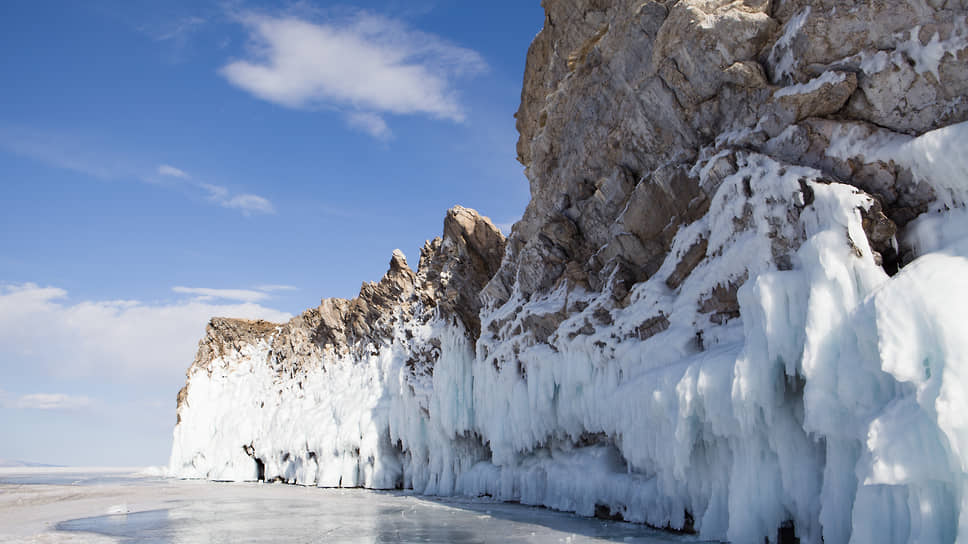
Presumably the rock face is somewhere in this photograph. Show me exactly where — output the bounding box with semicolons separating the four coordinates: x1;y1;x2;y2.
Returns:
171;2;968;543
506;0;967;307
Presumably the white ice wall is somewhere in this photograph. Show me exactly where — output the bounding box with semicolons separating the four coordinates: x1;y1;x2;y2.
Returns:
170;123;968;543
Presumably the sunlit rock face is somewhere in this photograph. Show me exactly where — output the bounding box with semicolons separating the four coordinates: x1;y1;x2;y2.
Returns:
171;1;968;542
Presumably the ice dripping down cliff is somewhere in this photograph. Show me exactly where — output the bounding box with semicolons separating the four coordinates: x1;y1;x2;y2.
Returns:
169;1;968;542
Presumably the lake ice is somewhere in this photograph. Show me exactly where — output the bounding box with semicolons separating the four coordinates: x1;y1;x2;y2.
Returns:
0;468;708;543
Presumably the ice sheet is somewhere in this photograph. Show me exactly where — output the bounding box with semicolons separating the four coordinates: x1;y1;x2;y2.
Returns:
0;471;706;544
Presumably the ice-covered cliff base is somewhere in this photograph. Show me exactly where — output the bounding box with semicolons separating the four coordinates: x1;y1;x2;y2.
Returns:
171;120;968;543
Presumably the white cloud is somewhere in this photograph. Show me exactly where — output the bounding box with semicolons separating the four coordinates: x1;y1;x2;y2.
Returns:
158;164;190;179
254;284;298;292
172;286;269;303
223;193;275;214
13;393;93;411
346;111;391;139
220;12;487;135
0;283;292;381
200;183;275;215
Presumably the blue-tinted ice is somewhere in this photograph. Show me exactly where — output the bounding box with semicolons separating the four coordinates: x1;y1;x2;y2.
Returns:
56;486;705;543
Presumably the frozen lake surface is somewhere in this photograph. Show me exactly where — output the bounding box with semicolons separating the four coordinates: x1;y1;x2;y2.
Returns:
0;468;709;543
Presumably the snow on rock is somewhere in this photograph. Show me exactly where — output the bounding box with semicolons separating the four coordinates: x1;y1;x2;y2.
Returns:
170;1;968;542
773;71;847;98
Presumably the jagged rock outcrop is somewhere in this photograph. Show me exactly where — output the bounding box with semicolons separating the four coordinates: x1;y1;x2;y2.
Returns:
175;318;279;424
172;2;968;543
171;206;507;488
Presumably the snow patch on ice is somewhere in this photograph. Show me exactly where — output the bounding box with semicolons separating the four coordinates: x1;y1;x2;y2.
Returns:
106;504;130;515
134;465;167;478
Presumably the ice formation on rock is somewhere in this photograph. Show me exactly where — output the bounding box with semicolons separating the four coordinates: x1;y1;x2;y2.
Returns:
170;1;968;542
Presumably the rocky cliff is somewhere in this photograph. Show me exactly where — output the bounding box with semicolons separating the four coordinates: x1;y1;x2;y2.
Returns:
170;1;968;542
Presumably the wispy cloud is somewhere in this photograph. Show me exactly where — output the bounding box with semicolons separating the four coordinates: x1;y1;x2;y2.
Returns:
158;165;275;214
172;286;269;303
0;283;291;380
199;182;275;215
346;111;391;139
0;125;274;216
172;284;298;302
158;164;190;179
220;11;487;138
0;126;137;181
135;13;209;63
152;15;206;42
12;393;93;411
254;284;298;292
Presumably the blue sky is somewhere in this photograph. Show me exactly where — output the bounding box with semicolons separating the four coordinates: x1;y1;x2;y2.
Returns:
0;0;542;466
